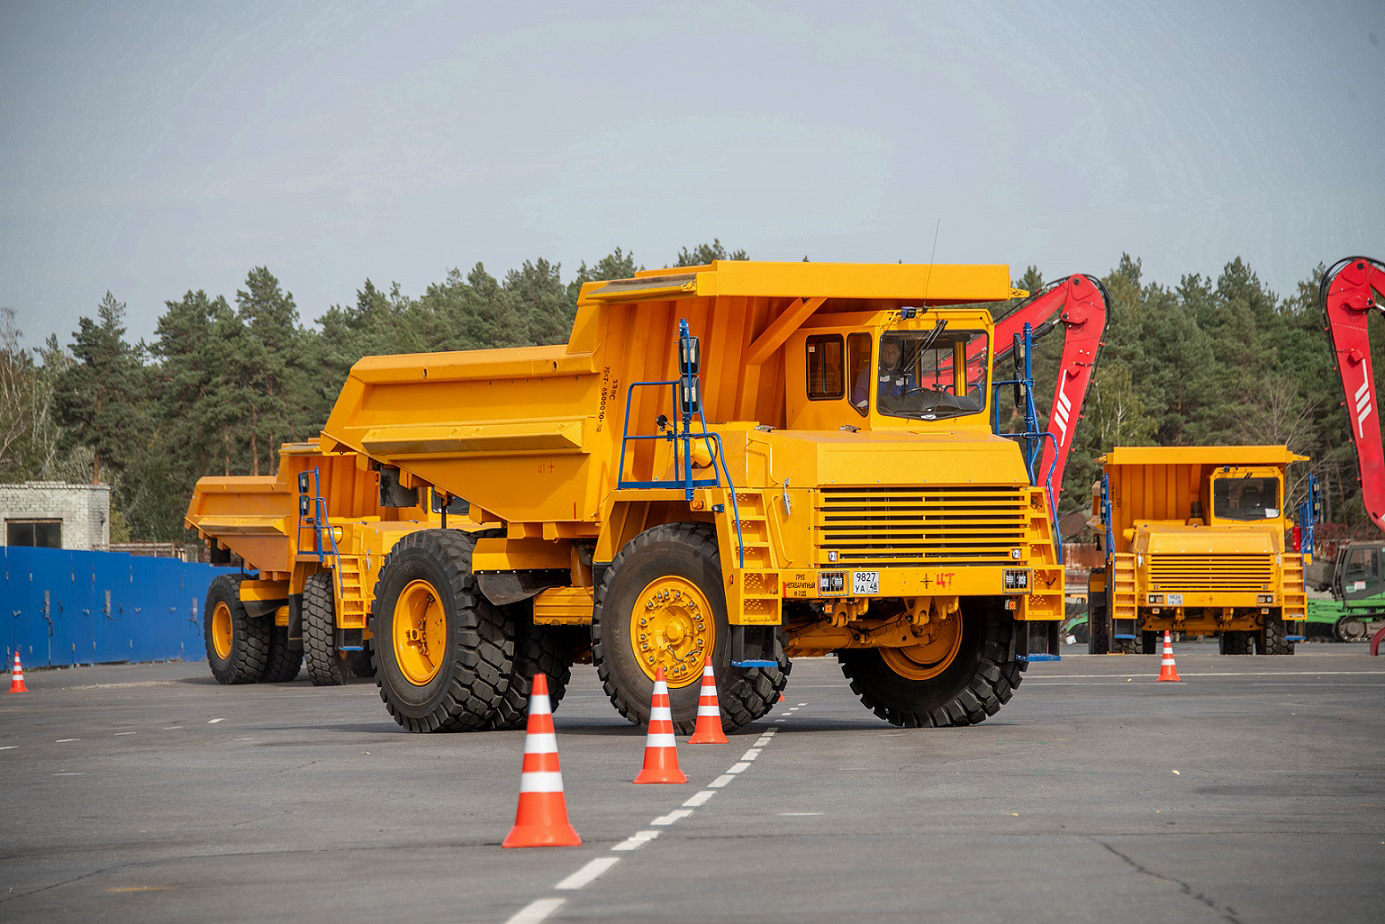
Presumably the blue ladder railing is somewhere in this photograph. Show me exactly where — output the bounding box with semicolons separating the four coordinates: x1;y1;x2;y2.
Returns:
615;320;746;567
297;468;345;600
992;323;1064;564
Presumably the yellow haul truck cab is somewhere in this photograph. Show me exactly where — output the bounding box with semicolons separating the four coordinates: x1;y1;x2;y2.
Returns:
1087;445;1309;655
317;260;1065;733
186;441;438;688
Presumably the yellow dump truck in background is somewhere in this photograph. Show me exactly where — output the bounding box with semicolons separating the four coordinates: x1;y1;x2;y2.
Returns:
190;260;1068;733
1087;446;1308;655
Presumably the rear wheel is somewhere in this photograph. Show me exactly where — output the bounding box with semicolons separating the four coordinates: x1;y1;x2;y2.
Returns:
486;603;576;730
371;530;514;732
303;571;349;686
592;523;787;734
1220;631;1254;655
1259;614;1295;655
1087;590;1110;654
259;624;302;682
204;574;270;684
837;598;1025;728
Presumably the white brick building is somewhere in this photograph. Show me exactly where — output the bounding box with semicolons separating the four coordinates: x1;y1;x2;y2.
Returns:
0;482;111;551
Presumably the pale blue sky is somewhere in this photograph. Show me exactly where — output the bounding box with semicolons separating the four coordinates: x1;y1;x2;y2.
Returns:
2;0;1382;349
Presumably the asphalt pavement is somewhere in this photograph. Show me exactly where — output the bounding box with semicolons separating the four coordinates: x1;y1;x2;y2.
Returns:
2;641;1383;923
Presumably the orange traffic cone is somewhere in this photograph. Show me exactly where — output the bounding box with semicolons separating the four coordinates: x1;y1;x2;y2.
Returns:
1156;631;1181;683
502;673;580;847
7;652;28;694
634;667;687;784
688;663;728;745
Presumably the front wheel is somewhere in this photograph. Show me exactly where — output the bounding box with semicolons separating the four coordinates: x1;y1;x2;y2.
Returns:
837;598;1025;728
592;523;787;734
303;571;349;686
204;574;270;684
371;530;514;732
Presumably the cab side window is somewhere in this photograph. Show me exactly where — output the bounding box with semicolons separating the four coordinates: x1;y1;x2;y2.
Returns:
846;332;871;417
806;335;844;400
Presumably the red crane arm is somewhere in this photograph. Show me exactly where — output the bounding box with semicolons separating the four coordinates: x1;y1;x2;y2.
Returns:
993;274;1110;501
1322;256;1385;531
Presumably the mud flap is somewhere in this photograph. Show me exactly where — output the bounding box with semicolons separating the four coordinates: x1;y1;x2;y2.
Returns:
731;625;777;668
1016;619;1061;662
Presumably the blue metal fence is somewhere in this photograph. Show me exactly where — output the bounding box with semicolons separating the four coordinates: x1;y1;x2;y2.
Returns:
2;545;238;668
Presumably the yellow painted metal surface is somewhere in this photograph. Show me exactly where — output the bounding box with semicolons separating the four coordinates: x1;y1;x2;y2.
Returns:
200;260;1068;668
1096;444;1309;634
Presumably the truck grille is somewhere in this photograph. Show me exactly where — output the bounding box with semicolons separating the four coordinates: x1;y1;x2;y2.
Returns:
815;485;1028;566
1148;555;1275;592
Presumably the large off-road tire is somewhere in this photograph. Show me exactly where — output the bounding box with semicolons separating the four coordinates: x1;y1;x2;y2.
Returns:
303;571;349;686
1087;591;1110;655
204;574;270;685
371;530;514;732
1220;631;1254;655
350;646;376;678
837;598;1024;728
260;624;303;682
592;523;788;734
485;603;576;731
1259;614;1295;655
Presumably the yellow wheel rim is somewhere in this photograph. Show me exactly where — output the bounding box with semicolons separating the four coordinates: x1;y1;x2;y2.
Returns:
211;601;233;660
393;579;447;686
881;616;964;681
630;576;715;688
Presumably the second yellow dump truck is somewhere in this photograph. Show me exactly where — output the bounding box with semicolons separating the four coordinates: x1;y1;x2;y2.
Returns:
1087;446;1309;655
192;260;1068;732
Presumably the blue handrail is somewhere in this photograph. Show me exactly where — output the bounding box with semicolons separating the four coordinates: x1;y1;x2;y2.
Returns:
991;323;1064;563
616;320;746;567
297;467;346;601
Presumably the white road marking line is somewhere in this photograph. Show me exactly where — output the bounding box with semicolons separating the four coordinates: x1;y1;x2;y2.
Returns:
0;746;17;751
505;897;566;924
612;830;661;851
683;790;716;807
707;774;736;788
162;726;182;730
796;702;807;706
652;809;693;826
741;748;761;761
113;732;136;736
755;738;773;747
779;812;822;816
52;771;84;776
555;857;621;891
55;738;78;743
207;718;224;725
726;762;751;774
774;718;786;723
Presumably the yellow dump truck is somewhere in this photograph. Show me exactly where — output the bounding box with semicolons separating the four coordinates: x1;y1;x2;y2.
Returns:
1087;446;1309;655
192;260;1068;733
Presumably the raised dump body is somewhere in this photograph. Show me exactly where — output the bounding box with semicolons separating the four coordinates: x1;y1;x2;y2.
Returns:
313;260;1067;733
186;440;433;686
1087;445;1308;654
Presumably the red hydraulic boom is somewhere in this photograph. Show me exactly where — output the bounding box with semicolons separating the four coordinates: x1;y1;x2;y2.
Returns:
1321;256;1385;531
991;273;1110;501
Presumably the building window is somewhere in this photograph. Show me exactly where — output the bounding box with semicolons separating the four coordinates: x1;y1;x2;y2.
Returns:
7;519;61;548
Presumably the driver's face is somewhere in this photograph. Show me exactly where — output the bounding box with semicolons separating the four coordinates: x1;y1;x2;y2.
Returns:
881;342;901;365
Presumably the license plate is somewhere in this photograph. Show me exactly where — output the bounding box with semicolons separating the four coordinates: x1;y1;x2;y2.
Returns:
1167;593;1183;606
853;571;880;595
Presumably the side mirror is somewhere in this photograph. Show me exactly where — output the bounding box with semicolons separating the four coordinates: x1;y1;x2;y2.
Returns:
681;380;701;416
297;472;311;495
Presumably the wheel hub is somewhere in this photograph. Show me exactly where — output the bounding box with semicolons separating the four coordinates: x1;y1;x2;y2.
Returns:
632;577;714;688
881;615;964;681
394;579;446;686
211;601;233;660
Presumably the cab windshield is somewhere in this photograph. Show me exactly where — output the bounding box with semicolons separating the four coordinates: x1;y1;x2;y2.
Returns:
1212;476;1280;520
874;327;988;421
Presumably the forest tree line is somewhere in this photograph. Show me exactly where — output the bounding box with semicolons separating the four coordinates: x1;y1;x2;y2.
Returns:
0;241;1373;543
